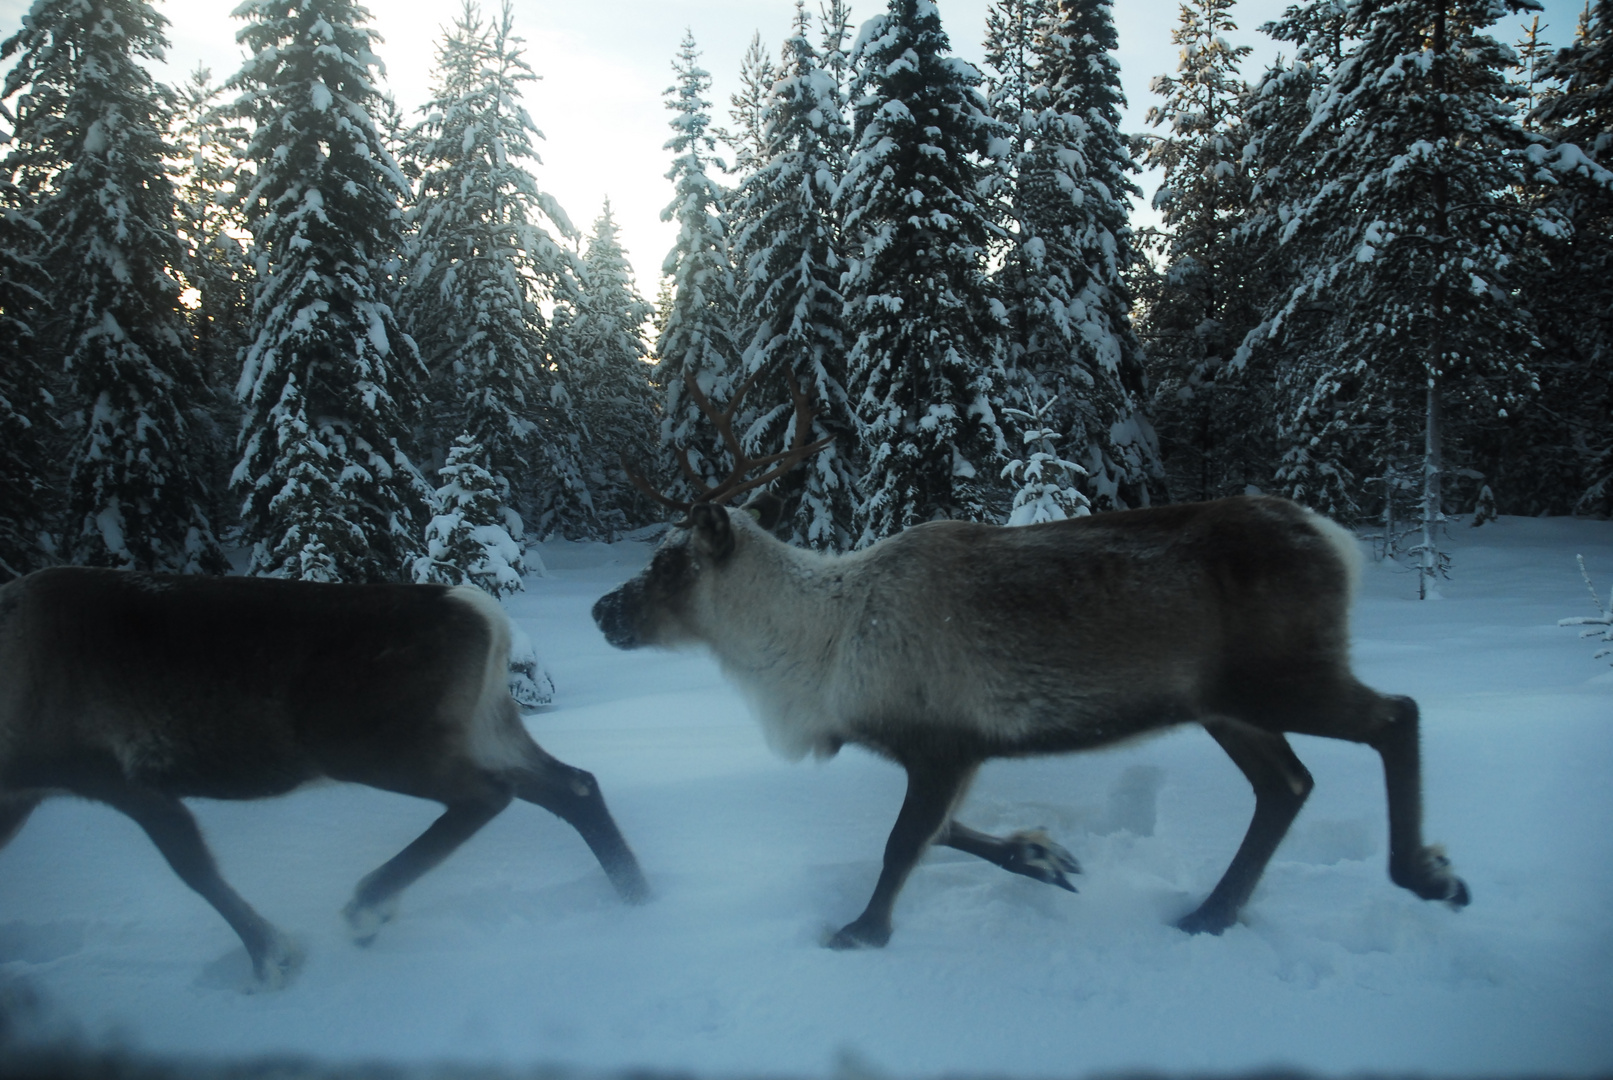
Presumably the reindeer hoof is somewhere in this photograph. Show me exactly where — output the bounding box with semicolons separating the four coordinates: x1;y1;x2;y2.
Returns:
1002;829;1080;891
1393;845;1470;909
825;917;891;950
342;895;399;945
610;863;653;906
250;932;305;991
1176;904;1235;936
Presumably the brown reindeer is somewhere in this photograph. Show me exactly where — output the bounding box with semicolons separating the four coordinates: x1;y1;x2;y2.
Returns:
593;377;1470;949
0;570;648;987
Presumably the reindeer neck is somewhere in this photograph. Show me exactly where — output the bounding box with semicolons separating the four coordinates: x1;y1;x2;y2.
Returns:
702;527;852;675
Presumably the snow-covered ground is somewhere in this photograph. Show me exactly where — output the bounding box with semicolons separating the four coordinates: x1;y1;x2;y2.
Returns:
2;515;1611;1076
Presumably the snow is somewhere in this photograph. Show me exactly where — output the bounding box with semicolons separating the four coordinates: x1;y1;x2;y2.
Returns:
2;516;1612;1075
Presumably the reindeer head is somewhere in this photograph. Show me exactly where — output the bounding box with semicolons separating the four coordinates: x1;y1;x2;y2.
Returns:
592;503;759;649
593;362;823;652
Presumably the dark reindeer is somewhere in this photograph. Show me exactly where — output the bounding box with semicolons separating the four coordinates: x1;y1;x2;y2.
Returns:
593;375;1470;949
0;569;648;987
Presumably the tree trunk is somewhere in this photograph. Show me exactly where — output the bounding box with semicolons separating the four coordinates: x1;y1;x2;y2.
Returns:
1420;373;1442;599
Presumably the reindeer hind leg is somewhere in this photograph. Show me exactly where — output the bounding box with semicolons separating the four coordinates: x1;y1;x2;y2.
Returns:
508;741;650;904
937;821;1080;891
1368;694;1470;908
1256;679;1470;910
83;776;301;989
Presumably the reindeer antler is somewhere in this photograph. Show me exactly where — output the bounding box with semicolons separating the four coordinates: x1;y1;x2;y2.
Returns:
623;365;833;517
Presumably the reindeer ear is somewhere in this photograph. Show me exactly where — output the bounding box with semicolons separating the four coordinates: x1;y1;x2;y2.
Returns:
688;503;734;561
742;492;786;532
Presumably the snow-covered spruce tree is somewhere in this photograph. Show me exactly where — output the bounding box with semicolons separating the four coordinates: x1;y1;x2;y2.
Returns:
412;433;525;596
173;67;253;394
983;0;1048;152
171;66;253;529
2;0;226;574
717;31;779;380
402;0;591;540
718;32;779;177
815;0;857;174
819;0;855;106
1235;0;1359;518
1137;0;1265;503
567;201;659;536
732;3;858;549
656;31;744;501
409;433;552;705
229;0;431;582
373;92;417;184
1250;0;1544;596
1525;0;1613;515
839;0;1009;542
988;0;1161;511
0;178;53;580
1001;397;1091;524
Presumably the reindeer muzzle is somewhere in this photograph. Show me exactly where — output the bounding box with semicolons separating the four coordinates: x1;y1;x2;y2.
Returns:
592;587;643;650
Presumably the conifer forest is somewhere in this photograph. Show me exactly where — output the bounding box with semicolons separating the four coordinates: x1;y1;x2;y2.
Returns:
1;0;1608;601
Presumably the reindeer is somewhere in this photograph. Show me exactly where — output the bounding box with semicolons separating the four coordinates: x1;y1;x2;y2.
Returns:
0;569;649;987
592;372;1470;949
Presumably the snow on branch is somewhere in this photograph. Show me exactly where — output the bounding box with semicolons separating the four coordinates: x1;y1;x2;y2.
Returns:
1559;555;1613;666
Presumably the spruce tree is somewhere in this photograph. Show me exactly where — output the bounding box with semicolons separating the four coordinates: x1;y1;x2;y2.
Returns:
1138;0;1263;502
819;0;855;106
839;0;1008;542
983;0;1047;159
1251;0;1544;595
1527;0;1613;514
2;0;226;574
0;179;52;579
1001;398;1091;524
988;0;1161;510
173;67;253;396
172;66;252;532
656;31;743;501
732;2;857;548
718;32;779;176
412;433;526;596
402;1;590;540
816;0;856;173
1236;0;1355;517
230;0;430;581
569;200;660;536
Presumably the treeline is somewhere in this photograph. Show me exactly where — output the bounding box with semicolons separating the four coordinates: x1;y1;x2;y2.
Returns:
1;0;1608;599
0;0;659;592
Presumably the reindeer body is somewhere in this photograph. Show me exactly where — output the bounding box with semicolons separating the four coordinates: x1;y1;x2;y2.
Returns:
594;495;1469;947
0;567;648;987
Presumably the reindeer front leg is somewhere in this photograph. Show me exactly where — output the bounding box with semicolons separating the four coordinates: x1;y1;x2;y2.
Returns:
827;758;974;950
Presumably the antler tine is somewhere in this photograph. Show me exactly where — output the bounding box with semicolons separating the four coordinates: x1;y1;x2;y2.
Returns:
622;363;834;520
703;434;835;506
683;367;767;469
621;450;694;514
701;373;833;505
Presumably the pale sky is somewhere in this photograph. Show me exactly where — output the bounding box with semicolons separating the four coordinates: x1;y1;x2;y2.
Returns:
0;0;1586;293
